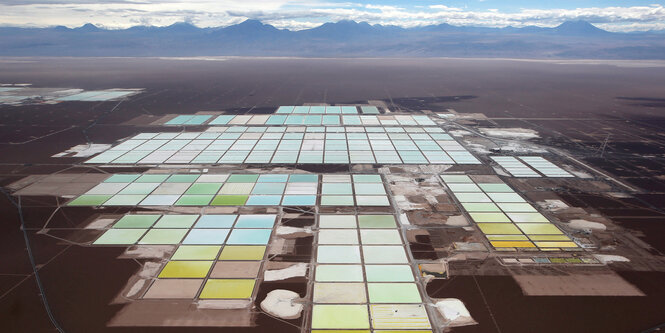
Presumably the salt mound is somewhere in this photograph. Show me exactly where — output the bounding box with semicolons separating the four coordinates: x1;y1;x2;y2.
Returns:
593;254;630;264
260;290;303;319
434;298;477;327
478;127;539;139
275;226;312;238
264;263;308;281
568;219;606;231
51;144;112;157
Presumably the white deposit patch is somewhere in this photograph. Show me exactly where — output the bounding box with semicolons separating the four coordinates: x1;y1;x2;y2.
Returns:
539;200;569;211
85;218;116;229
425;194;439;204
449;130;472;137
275;226;312;238
568;219;607;231
465;142;491;154
608;192;632;198
399;213;411;225
419;165;455;173
260;290;303;319
497;142;547;153
453;242;487;252
479;128;539;139
138;262;163;279
445;215;469;226
126;279;147;297
593;254;630;264
393;194;428;210
264;263;308;281
569;169;593;179
434;298;477;327
124;261;163;297
123;245;175;259
52;144;113;157
492;166;511;177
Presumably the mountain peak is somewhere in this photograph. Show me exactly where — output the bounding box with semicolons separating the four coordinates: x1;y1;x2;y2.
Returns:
75;23;101;32
554;20;608;35
307;20;378;38
236;19;267;28
164;22;200;32
335;20;361;25
230;19;278;31
168;22;196;28
419;22;457;32
322;20;374;28
217;19;280;36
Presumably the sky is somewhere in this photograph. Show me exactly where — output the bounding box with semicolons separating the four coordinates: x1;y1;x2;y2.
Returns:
0;0;664;32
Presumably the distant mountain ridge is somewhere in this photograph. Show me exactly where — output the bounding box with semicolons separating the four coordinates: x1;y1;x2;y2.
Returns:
25;19;613;35
1;19;664;59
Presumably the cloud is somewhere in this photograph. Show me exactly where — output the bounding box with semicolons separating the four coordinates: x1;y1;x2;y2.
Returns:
0;1;664;32
364;4;404;12
266;19;321;30
428;5;462;11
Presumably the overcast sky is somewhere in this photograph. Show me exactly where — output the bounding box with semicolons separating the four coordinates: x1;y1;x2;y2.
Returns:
1;0;664;32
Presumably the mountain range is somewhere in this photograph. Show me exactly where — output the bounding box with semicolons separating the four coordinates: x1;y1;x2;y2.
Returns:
1;19;664;59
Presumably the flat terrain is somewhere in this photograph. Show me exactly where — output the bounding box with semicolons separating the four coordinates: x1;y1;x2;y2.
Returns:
1;57;665;333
